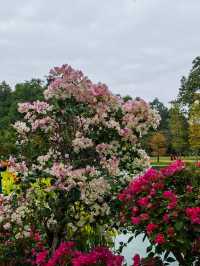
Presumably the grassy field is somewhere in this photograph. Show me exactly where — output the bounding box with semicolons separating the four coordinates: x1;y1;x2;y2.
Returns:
150;156;198;168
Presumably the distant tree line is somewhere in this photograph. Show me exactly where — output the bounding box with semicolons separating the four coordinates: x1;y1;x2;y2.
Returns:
143;56;200;161
0;79;44;158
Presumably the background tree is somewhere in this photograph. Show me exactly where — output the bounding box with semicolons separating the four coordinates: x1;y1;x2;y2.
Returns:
8;79;44;123
0;81;12;129
149;131;166;162
168;102;188;156
142;98;169;155
150;98;169;132
0;130;16;159
178;56;200;109
0;79;45;157
189;96;200;158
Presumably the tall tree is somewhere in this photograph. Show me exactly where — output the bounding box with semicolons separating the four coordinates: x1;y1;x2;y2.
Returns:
188;95;200;156
178;56;200;109
0;79;45;157
0;81;12;129
8;79;44;123
150;98;169;132
142;98;169;155
168;102;188;155
149;131;166;162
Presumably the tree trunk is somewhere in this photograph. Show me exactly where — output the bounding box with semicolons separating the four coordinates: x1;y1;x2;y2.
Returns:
157;153;159;163
51;233;59;254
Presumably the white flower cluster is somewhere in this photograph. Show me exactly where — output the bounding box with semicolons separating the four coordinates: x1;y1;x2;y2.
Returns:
13;121;30;135
72;134;94;152
0;195;31;240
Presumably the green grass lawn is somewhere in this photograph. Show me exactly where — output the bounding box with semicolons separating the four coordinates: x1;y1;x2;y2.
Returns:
150;156;198;168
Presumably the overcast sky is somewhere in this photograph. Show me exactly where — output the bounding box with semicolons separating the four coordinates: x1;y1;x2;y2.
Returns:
0;0;200;104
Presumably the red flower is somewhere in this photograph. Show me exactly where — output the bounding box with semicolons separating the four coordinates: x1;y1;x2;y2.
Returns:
163;213;170;223
137;197;149;207
186;207;200;224
132;207;139;215
163;191;177;209
131;217;141;225
140;213;149;221
154;233;165;245
160;160;185;176
167;227;175;238
146;223;157;235
196;162;200;168
36;250;48;265
133;254;141;266
152;182;164;190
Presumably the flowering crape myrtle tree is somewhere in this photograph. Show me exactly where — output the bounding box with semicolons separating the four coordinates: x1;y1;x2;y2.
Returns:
119;161;200;265
0;65;159;263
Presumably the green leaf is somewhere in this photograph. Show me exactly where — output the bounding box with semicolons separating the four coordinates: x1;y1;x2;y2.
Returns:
146;245;152;253
164;251;170;260
148;252;155;258
175;221;184;231
142;234;147;242
166;257;176;263
127;236;134;243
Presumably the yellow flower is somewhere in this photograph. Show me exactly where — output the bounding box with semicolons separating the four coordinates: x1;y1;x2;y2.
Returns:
1;171;17;195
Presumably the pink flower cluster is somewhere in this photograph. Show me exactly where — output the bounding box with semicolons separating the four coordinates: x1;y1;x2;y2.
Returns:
186;207;200;224
163;190;177;209
8;157;28;175
160;160;185;177
146;223;158;235
154;233;166;245
118;161;187;246
118;168;160;202
72;247;123;266
32;117;54;132
133;254;140;266
118;161;184;203
196;162;200;168
44;65;160;139
34;242;74;266
18;101;52;114
34;242;123;266
44;65;116;107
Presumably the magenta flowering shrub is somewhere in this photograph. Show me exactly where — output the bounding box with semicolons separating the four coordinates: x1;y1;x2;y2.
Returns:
32;241;124;266
118;161;200;265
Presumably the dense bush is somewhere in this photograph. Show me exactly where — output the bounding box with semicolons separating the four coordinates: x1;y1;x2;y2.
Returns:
119;161;200;265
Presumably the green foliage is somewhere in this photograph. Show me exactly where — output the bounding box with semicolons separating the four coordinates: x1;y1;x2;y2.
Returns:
0;81;12;129
189;99;200;154
0;79;45;157
150;98;169;132
142;98;170;155
9;79;44;123
178;56;200;108
149;131;167;162
119;161;200;265
0;129;16;158
168;102;188;154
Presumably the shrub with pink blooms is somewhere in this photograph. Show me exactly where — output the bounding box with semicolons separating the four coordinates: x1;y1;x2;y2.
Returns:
0;65;159;264
31;241;124;266
118;161;200;265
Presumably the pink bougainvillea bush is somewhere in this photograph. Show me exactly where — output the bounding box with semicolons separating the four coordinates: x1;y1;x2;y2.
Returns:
31;241;124;266
0;65;159;264
118;161;200;265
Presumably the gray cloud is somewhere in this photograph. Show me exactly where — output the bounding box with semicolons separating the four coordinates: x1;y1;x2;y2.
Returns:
0;0;200;104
